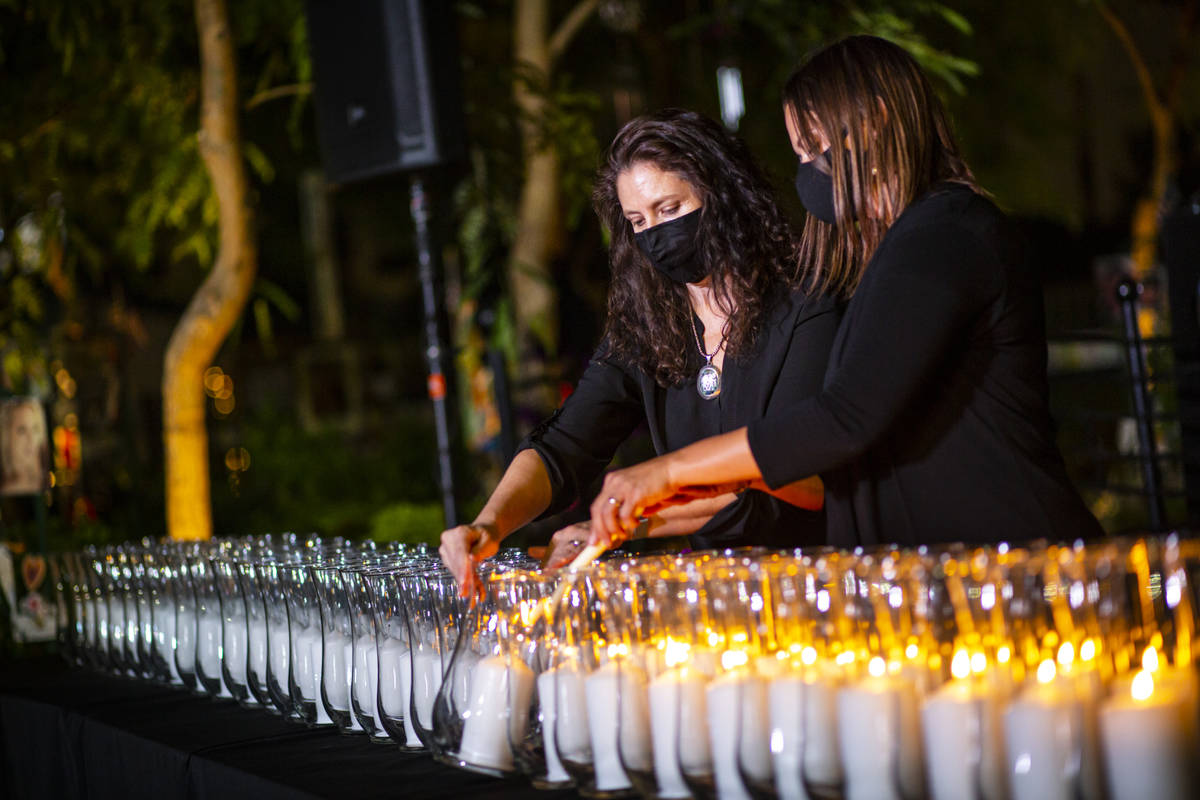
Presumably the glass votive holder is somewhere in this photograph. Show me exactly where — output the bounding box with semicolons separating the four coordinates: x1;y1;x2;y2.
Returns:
367;564;422;748
312;561;357;731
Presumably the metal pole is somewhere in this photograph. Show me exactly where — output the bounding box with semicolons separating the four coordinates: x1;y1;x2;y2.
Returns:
1117;277;1167;530
409;176;458;527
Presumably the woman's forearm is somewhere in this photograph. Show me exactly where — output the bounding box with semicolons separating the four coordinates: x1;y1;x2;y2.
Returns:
663;427;763;490
472;449;554;540
643;493;738;537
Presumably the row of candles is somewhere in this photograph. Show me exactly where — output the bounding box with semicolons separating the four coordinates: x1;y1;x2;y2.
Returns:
49;533;1200;800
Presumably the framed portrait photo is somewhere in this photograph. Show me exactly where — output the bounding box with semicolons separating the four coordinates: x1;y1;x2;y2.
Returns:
0;397;50;497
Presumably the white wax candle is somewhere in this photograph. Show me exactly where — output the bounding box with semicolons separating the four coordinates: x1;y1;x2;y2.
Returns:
921;679;1006;800
197;612;222;683
1099;672;1196;800
96;599;110;653
85;598;99;648
458;654;536;771
124;597;138;656
268;622;290;690
648;667;706;799
110;599;127;653
224;618;248;686
769;672;840;800
139;599;153;659
248;619;268;686
307;630;332;723
837;673;924;800
583;659;651;791
175;608;197;675
341;636;363;731
157;607;182;683
322;630;351;710
551;661;591;764
378;640;420;745
353;636;386;734
455;649;480;710
537;667;572;783
411;647;444;731
708;670;771;800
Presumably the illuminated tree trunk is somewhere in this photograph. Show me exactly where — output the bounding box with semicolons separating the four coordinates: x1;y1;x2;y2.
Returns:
163;0;257;540
510;0;598;413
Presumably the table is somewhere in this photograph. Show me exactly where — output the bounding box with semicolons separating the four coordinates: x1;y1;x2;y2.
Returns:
0;655;581;800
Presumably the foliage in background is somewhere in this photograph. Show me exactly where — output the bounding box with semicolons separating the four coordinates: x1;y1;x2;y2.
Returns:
0;0;310;380
209;404;442;541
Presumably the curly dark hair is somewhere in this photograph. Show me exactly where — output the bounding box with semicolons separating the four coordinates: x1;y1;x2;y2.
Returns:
593;109;801;387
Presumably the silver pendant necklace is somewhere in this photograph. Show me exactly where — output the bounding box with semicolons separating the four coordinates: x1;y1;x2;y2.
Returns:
691;316;726;400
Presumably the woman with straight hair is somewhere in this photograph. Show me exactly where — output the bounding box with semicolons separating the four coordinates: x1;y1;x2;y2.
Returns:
439;109;839;596
588;36;1102;549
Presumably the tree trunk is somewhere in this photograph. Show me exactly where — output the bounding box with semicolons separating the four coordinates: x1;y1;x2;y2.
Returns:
163;0;257;540
509;0;599;415
511;0;561;413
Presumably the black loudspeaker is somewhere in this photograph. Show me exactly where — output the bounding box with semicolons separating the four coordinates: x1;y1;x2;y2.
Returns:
1164;199;1200;521
305;0;465;183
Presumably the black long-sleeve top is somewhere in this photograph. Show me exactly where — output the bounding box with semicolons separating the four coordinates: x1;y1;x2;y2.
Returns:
748;184;1103;547
520;287;842;549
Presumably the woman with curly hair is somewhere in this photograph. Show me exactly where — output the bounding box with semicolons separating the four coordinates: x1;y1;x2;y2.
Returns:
439;109;840;595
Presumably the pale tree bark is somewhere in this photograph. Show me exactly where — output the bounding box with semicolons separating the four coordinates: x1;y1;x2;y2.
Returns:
1099;1;1198;286
163;0;257;540
509;0;599;413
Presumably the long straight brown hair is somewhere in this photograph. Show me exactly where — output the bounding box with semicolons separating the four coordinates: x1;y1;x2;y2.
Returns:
783;35;979;299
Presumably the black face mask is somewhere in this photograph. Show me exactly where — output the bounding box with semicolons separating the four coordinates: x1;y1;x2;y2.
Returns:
633;207;708;284
794;150;837;224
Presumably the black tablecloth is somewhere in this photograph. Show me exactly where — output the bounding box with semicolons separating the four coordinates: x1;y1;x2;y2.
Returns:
0;656;580;800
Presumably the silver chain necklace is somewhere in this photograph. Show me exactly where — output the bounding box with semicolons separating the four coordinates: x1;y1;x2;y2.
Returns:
691;316;726;400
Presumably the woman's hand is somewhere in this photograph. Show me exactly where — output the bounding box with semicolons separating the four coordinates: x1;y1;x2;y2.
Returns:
438;522;501;600
528;523;590;569
588;455;679;547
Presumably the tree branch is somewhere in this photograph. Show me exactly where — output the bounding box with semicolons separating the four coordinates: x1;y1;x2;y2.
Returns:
1097;2;1163;118
244;82;312;111
548;0;600;66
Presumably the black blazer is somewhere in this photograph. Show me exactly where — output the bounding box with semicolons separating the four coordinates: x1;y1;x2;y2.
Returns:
748;185;1103;547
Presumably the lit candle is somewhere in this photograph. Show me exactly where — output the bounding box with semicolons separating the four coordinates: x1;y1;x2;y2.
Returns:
1099;669;1197;800
767;656;842;800
1004;658;1098;800
549;660;591;766
921;650;1007;800
707;653;771;800
583;655;651;792
837;657;924;800
453;648;481;711
458;654;535;771
647;642;707;799
536;667;572;784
